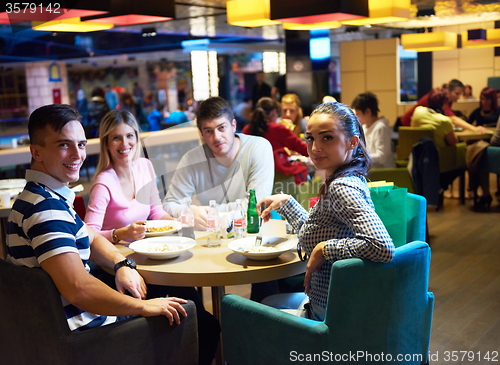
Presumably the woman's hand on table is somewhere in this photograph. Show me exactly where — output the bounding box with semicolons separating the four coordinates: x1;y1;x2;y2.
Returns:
258;194;290;223
115;266;147;299
474;125;489;133
304;241;327;294
141;297;188;325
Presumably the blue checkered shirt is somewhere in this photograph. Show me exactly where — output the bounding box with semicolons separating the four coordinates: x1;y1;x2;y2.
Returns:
279;175;394;310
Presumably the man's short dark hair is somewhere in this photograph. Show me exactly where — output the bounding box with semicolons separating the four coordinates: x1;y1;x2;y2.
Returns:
28;104;81;146
196;96;234;130
351;91;379;116
447;79;464;92
91;86;105;98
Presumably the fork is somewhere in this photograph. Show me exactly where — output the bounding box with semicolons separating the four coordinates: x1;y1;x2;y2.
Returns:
254;233;263;246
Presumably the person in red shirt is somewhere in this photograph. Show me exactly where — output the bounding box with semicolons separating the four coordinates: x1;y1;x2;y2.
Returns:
401;79;465;126
243;97;309;184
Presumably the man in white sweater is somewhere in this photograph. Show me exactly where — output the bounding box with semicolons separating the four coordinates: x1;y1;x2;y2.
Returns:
163;96;274;230
352;91;396;169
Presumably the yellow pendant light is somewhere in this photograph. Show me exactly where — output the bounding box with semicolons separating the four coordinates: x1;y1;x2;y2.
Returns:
342;0;410;26
283;20;342;30
401;32;457;52
462;29;500;48
32;17;113;32
227;0;281;27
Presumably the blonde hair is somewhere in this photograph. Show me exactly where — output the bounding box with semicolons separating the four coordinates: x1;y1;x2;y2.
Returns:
280;93;303;123
94;110;141;178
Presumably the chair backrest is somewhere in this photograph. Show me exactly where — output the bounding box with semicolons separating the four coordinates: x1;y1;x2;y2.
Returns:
397;126;467;173
368;167;416;193
406;193;427;242
74;194;86;220
325;241;433;362
396;126;434;161
480;146;500;174
0;259;72;362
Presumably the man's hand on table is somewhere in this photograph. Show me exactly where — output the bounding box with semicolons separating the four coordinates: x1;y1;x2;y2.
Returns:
191;205;210;230
115;266;147;299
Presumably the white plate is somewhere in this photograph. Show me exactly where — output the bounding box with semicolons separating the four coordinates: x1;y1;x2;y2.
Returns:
144;220;182;237
0;179;26;197
129;237;196;260
228;236;296;260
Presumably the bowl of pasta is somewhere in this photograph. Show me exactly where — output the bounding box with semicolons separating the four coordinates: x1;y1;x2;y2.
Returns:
129;237;196;260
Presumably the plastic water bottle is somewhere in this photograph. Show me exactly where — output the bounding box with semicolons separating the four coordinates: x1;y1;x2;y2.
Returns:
206;200;220;233
233;199;247;239
206;200;221;247
180;197;195;239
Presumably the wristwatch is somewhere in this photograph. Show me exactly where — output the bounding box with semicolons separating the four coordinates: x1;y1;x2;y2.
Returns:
114;258;137;273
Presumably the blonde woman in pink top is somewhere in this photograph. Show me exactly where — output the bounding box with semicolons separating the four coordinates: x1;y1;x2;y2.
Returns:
85;110;173;243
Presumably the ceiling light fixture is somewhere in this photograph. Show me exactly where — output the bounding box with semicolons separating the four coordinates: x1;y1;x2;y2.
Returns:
86;0;175;26
463;29;500;48
226;0;281;27
467;28;487;41
270;0;369;24
32;17;113;32
282;20;342;30
341;0;410;26
401;32;457;52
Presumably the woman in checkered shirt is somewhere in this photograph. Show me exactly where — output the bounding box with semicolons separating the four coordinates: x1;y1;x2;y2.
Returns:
259;102;395;321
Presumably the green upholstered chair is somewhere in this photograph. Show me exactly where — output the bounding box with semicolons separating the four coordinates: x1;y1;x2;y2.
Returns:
222;241;434;365
273;171;297;200
368;167;416;193
397;126;467;204
0;259;199;365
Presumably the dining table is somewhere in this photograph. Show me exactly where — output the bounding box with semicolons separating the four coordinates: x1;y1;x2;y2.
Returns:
114;218;306;365
455;127;495;142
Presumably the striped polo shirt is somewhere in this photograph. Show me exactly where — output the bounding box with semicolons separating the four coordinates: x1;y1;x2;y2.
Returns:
7;169;118;331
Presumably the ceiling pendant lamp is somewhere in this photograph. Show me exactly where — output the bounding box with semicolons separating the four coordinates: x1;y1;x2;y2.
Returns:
86;0;175;26
226;0;281;27
270;0;369;24
467;29;487;41
341;0;410;26
32;17;113;32
463;29;500;48
401;32;457;52
283;21;342;30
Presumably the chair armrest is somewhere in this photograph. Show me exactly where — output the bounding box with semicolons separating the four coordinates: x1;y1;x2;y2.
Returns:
67;301;199;365
222;294;328;365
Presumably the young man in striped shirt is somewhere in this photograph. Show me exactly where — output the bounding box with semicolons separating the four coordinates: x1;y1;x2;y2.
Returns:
6;104;187;331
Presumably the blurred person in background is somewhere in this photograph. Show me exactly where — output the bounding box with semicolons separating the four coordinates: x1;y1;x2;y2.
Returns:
467;86;500;127
352;92;395;168
243;97;309;184
87;86;110;138
279;93;308;137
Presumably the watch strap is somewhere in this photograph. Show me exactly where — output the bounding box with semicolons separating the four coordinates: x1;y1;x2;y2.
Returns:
114;259;136;272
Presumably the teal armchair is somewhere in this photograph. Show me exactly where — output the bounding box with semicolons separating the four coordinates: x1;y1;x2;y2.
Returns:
222;241;434;365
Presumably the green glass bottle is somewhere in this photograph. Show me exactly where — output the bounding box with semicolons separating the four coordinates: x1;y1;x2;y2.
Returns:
247;189;260;234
